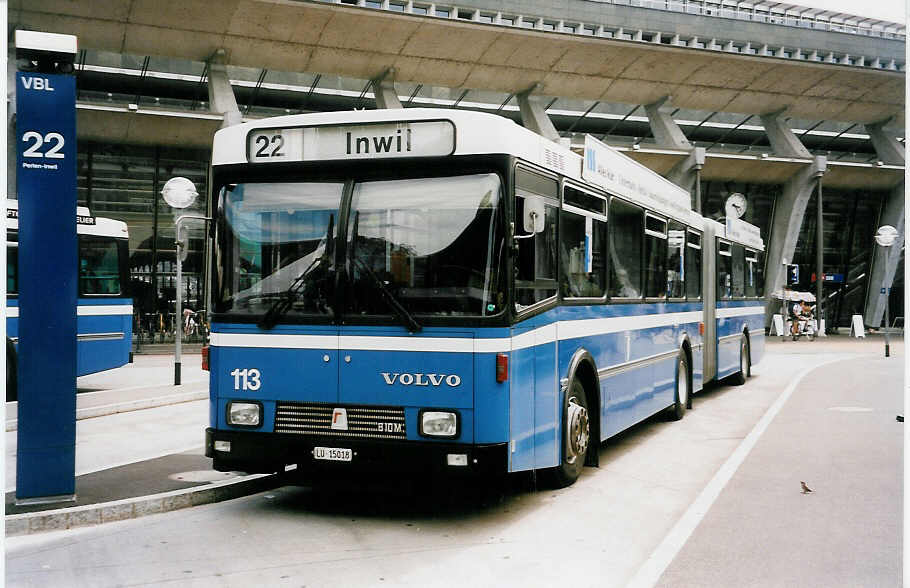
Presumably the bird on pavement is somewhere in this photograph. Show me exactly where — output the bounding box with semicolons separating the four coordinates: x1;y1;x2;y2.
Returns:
800;481;813;494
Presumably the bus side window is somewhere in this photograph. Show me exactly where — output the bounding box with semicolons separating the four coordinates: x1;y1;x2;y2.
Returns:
559;209;606;299
560;186;606;300
608;199;643;299
685;230;701;299
644;214;667;299
717;240;732;299
731;244;745;298
514;168;559;311
667;221;685;298
79;237;122;295
745;248;758;297
7;245;17;295
755;251;764;297
515;196;558;309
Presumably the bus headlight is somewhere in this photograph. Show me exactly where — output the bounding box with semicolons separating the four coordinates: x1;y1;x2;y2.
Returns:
419;410;458;438
227;402;261;427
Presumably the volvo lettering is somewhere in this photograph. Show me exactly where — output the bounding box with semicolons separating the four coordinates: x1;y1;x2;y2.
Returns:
381;373;462;387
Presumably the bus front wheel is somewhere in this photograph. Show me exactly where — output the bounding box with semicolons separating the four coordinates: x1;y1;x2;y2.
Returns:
546;381;590;488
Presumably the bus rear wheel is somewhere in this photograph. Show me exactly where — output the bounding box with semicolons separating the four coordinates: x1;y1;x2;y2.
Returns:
731;335;750;386
546;381;590;488
668;350;689;421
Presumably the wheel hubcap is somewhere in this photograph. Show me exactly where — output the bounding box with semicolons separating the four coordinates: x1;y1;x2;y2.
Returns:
741;342;748;375
566;396;589;465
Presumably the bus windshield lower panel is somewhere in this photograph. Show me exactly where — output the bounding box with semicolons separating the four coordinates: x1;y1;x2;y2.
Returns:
214;173;506;320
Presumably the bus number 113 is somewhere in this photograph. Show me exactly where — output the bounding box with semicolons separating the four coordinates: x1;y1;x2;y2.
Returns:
231;368;262;391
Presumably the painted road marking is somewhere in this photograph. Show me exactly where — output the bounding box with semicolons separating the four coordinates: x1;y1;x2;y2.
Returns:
627;355;852;588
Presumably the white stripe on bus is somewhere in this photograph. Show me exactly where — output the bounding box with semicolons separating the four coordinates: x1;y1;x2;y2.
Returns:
211;310;710;353
5;305;132;318
715;306;764;318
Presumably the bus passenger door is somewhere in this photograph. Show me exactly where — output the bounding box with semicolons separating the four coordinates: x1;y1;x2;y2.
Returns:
509;325;536;472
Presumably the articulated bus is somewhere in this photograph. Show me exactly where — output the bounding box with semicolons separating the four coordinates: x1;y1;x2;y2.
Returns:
205;109;765;486
6;200;133;401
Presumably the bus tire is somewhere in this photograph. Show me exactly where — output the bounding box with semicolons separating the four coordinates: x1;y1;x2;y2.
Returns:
546;380;590;488
731;335;750;386
6;339;17;403
668;350;689;421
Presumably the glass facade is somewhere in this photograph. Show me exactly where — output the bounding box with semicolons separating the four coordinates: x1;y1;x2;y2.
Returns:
77;143;209;342
701;180;901;328
792;187;897;329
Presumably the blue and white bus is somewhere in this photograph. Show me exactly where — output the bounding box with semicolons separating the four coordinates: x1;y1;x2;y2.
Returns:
205;109;765;486
6;200;133;401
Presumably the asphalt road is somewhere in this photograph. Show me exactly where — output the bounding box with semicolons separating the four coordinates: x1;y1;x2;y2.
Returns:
656;341;902;587
4;336;902;587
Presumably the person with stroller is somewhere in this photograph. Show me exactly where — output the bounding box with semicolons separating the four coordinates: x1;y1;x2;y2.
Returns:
791;300;816;340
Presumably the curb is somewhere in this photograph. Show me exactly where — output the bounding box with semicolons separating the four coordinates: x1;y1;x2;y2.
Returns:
5;471;286;536
6;390;208;432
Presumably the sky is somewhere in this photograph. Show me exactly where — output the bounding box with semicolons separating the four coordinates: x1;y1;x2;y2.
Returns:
787;0;906;24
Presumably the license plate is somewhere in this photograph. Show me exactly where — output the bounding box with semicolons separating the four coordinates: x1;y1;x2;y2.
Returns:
313;447;353;462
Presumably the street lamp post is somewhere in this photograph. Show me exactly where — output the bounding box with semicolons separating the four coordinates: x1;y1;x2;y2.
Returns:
874;225;898;358
161;177;210;385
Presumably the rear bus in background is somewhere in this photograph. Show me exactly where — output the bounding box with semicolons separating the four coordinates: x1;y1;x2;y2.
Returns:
204;109;765;487
6;200;133;401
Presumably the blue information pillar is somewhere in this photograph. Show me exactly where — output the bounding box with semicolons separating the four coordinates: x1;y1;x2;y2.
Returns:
15;71;78;501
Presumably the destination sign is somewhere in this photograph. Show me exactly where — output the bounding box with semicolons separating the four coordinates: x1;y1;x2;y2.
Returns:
6;208;95;225
247;121;455;163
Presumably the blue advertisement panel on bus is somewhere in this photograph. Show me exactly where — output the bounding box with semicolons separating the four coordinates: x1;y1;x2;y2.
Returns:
204;109;765;487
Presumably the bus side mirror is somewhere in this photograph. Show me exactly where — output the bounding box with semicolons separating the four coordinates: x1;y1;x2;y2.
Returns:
523;199;545;234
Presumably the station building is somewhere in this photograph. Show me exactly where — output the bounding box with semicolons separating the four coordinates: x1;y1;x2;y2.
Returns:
8;0;905;335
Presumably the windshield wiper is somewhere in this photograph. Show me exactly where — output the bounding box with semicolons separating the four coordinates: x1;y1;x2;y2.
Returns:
353;257;422;334
258;215;334;330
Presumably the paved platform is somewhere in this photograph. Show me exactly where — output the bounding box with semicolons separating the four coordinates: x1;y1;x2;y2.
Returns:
3;333;902;537
4;354;284;536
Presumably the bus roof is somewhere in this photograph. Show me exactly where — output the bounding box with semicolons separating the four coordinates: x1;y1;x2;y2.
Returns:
6;199;129;238
214;107;581;173
212;108;741;233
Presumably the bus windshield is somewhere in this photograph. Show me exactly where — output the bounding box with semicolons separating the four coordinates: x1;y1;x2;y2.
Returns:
217;181;343;318
346;173;504;318
7;232;126;297
215;173;506;320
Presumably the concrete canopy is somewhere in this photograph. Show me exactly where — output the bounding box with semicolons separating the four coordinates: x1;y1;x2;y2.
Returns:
11;0;905;127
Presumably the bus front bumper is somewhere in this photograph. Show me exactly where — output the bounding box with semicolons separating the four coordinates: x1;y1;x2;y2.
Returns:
206;428;508;476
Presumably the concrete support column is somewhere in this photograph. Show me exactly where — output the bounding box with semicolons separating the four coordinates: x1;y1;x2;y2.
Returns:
206;49;242;129
516;87;559;143
644;96;692;151
864;181;905;327
760;111;812;158
863;121;905;326
371;68;402;109
764;156;827;325
666;146;706;205
865;120;905;165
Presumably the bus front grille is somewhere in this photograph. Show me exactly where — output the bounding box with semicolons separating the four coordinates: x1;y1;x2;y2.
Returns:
274;402;407;440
